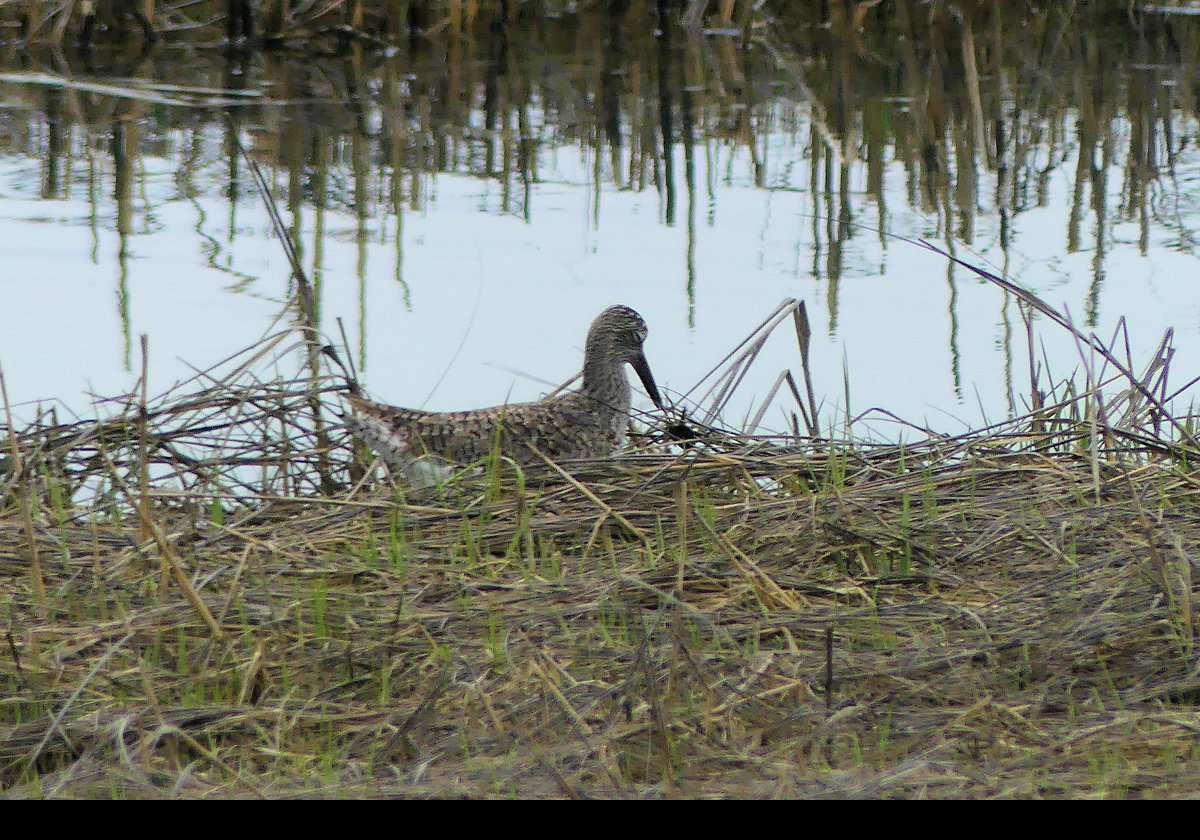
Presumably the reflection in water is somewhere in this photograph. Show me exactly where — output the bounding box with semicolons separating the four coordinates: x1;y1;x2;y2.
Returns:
112;120;133;368
1;4;1200;432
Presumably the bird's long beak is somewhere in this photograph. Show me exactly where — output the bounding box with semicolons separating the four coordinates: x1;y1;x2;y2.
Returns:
631;353;664;410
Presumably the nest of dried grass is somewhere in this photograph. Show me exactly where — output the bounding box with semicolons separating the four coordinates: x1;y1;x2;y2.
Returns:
3;270;1200;798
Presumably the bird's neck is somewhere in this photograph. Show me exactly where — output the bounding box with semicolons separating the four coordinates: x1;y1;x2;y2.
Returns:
581;349;631;412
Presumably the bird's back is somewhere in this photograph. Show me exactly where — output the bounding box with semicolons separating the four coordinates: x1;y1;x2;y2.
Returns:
345;390;627;471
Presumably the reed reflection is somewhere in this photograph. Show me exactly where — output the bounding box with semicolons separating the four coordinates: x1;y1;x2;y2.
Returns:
1;2;1199;424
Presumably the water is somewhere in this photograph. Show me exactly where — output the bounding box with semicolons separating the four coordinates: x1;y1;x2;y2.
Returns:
2;6;1200;441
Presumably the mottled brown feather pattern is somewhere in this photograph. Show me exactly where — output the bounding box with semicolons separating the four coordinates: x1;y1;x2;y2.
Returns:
345;306;662;481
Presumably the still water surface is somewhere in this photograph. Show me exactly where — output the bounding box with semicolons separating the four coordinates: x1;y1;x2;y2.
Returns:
2;9;1200;440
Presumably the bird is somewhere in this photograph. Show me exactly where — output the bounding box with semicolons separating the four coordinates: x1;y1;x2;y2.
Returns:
344;305;663;485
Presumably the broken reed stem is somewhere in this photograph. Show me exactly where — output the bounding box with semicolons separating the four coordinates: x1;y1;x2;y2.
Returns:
682;298;801;417
1;364;47;617
917;237;1200;454
792;300;820;438
139;334;154;541
19;480;45;619
529;443;651;549
0;362;23;478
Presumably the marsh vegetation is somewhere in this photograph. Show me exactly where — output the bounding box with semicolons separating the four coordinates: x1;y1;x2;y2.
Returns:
3;0;1200;799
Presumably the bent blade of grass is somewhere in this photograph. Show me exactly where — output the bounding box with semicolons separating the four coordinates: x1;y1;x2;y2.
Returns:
678;298;802;422
915;238;1200;452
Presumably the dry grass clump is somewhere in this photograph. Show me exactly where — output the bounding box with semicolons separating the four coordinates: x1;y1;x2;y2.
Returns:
2;294;1200;798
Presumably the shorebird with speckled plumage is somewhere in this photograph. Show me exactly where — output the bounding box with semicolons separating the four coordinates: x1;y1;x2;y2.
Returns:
345;305;663;485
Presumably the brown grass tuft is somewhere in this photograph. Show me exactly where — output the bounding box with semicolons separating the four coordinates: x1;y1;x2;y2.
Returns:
3;302;1200;797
